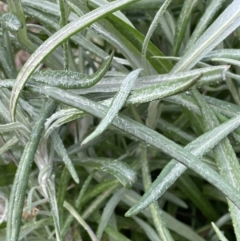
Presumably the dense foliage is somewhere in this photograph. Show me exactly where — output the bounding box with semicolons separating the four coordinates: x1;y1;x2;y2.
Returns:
0;0;240;240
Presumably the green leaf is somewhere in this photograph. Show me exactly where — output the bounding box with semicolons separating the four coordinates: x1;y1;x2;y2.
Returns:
107;13;172;73
22;0;126;71
57;167;71;228
82;69;141;145
81;179;119;206
172;0;240;72
44;108;86;138
178;174;218;220
105;225;131;241
158;118;195;145
192;89;240;238
184;0;228;52
9;0;140;121
18;218;53;241
64;201;99;241
127;73;201;104
204;49;240;61
0;65;228;96
29;85;240;217
211;222;229;241
125;114;240;216
173;0;197;55
141;0;172;73
0;40;14;79
32;51;114;89
125;0;165;10
61;171;96;236
1;13;23;32
123;190;205;241
58;65;227;98
0;122;30;134
74;157;137;188
45;179;62;241
97;188;126;240
0;136;18;155
132;217;161;241
141;146;174;241
50;131;79;183
7;101;56;241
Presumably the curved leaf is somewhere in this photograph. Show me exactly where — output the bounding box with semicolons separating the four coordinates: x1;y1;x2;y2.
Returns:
125;114;240;216
173;0;240;72
7;101;56;241
32;51;114;89
74;157;137;188
45;108;86;138
192;89;240;237
28;85;240;214
9;0;140;121
141;146;174;241
64;65;228;95
1;65;228;94
127;73;201;104
81;69;141;145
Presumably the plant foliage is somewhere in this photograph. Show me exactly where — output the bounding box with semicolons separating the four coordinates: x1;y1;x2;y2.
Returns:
0;0;240;240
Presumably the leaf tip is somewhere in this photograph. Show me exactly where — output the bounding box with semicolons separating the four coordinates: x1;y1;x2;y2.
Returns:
125;207;135;217
81;135;92;146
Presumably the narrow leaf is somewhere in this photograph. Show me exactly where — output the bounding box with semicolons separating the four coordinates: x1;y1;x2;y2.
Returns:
211;222;229;241
82;69;141;145
0;122;30;134
172;0;240;72
141;0;172;73
141;146;174;241
9;0;140;121
97;188;126;240
74;157;137;188
184;0;227;52
173;0;197;55
132;217;161;241
45;179;62;241
125;114;240;216
192;89;240;238
51;131;79;183
61;171;96;236
7;101;56;241
32;51;114;89
127;73;201;104
29;85;240;215
44;108;86;138
105;225;131;241
123;190;205;241
0;136;18;155
64;201;99;241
